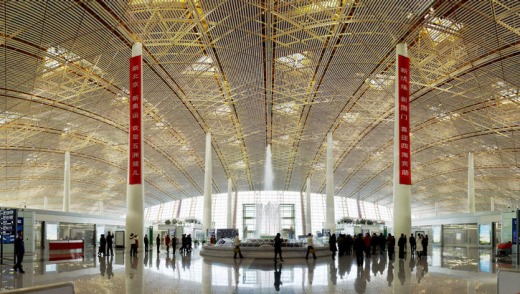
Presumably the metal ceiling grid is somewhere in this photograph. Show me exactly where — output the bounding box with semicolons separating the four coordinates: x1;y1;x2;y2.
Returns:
0;0;518;217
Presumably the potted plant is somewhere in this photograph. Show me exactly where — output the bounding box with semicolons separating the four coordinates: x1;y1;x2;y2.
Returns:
201;240;206;246
164;219;171;225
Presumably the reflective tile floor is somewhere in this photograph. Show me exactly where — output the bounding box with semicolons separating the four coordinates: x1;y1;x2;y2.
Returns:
0;246;515;293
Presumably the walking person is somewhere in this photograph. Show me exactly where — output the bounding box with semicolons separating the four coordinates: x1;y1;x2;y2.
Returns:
143;234;149;252
274;233;284;263
305;233;317;260
233;233;244;259
13;230;25;273
133;234;139;256
329;233;337;260
409;234;416;256
106;231;114;256
156;234;161;253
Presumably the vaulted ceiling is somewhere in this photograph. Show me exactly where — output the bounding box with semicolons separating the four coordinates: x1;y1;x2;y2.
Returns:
0;0;518;217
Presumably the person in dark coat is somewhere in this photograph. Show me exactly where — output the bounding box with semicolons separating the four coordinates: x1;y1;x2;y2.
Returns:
171;236;177;255
143;234;149;252
106;231;114;256
386;234;395;259
422;234;429;257
345;234;353;256
329;233;337;260
156;234;161;253
353;233;365;266
397;234;406;259
99;234;106;257
13;230;25;273
409;234;416;256
274;233;284;263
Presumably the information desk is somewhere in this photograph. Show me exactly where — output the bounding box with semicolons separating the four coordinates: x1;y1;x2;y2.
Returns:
48;240;84;261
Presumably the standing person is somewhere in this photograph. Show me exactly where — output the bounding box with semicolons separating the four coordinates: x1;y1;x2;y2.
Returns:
422;235;429;257
165;234;171;253
129;233;136;256
133;234;139;256
386;234;395;259
397;234;406;259
379;233;386;254
409;234;416;256
13;230;25;273
416;234;423;259
305;233;317;260
99;234;107;257
186;234;192;252
353;233;364;266
106;231;114;256
233;233;244;259
156;234;161;253
363;233;371;258
143;234;149;252
329;233;337;260
274;233;284;263
171;236;177;255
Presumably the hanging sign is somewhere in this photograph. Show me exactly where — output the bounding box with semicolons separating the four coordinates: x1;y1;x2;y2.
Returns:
129;55;142;185
397;55;411;185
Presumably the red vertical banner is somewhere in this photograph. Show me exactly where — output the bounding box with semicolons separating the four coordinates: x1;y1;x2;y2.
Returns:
398;55;411;185
129;55;142;185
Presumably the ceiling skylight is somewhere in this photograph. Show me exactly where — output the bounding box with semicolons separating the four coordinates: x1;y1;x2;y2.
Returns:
183;56;217;75
425;17;463;44
278;52;307;69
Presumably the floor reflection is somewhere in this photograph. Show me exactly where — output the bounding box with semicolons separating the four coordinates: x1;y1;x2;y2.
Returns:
0;246;511;293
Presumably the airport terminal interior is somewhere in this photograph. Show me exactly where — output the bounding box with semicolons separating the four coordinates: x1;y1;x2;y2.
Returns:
0;0;519;293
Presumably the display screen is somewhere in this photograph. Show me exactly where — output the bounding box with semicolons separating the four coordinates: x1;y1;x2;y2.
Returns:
479;224;491;245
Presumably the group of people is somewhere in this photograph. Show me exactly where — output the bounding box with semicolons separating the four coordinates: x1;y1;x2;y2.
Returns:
330;232;429;266
98;231;114;257
155;233;193;255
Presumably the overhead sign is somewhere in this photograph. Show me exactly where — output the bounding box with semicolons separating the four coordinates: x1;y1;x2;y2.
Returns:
0;209;17;244
397;54;411;185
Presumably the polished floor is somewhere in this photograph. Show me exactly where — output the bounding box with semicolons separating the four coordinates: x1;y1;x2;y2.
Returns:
0;246;514;293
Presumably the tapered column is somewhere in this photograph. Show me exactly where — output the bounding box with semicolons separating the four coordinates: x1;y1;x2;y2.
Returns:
63;151;70;212
43;196;48;210
491;198;495;211
393;43;411;237
227;178;233;228
126;42;145;248
325;132;335;232
306;178;312;234
202;132;212;235
99;201;104;214
468;152;475;213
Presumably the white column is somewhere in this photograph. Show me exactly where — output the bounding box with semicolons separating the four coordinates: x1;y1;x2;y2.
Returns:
392;43;411;238
491;197;495;211
43;196;48;210
306;178;312;234
435;202;439;216
99;201;104;214
202;132;212;235
468;152;475;213
325;132;335;232
227;178;233;228
126;42;145;248
63;151;70;212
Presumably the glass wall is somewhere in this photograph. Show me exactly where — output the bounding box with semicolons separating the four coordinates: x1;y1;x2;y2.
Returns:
145;191;393;238
442;224;478;247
